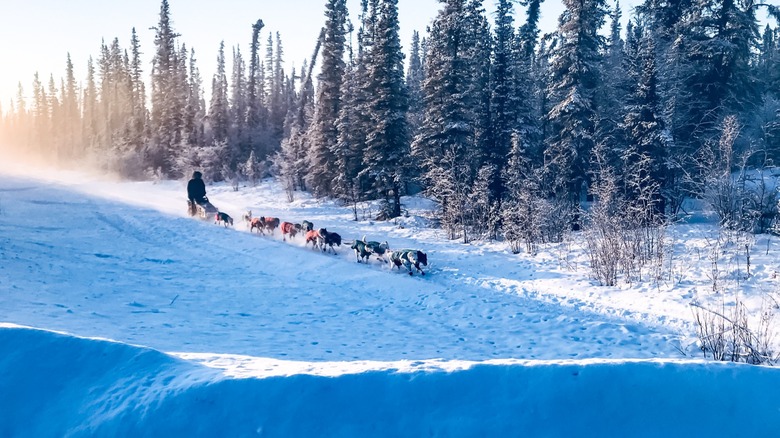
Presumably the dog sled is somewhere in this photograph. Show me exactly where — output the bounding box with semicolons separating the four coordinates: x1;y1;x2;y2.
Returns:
188;197;218;219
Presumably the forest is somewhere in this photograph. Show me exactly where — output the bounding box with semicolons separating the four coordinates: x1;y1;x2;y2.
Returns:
1;0;780;256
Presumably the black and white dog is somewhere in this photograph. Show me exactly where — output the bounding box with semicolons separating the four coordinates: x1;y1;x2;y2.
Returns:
319;229;342;254
351;239;371;263
389;249;428;275
215;212;234;227
362;236;390;262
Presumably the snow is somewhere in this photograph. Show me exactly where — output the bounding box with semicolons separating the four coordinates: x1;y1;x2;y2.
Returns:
3;324;780;436
1;163;780;434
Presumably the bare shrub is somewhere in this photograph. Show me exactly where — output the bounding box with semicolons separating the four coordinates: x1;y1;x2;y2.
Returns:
685;115;779;234
221;165;240;192
692;227;779;365
468;165;500;241
503;197;541;254
357;201;375;222
539;197;577;244
242;150;267;187
272;127;311;203
692;295;778;365
270;144;297;203
584;142;667;286
502;132;576;254
584;214;621;286
420;146;475;242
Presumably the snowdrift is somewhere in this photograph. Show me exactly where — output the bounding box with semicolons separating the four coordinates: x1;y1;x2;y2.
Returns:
2;325;779;437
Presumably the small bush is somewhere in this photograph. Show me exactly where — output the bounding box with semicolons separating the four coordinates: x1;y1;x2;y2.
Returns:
692;295;777;365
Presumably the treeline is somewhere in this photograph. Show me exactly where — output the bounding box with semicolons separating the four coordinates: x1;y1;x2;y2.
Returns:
2;0;780;243
0;1;289;182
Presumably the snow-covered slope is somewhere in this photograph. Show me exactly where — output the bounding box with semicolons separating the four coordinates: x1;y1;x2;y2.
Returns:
2;165;780;434
2;324;779;437
0;171;682;361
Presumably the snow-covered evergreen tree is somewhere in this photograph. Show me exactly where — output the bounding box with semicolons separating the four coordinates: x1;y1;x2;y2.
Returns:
674;0;760;154
488;0;516;202
243;149;264;186
127;28;148;159
246;19;266;157
464;0;492;169
230;45;248;164
82;58;100;153
331;4;371;209
268;33;287;145
307;0;348;197
362;0;409;218
596;1;627;148
544;0;607;201
414;0;484;239
184;48;205;150
514;0;545;170
502;132;544;253
272;28;324;199
47;75;62;158
209;41;230;147
406;30;425;138
149;0;181;175
621;30;668;219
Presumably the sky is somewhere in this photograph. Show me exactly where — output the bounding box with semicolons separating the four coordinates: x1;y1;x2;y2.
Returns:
0;0;645;107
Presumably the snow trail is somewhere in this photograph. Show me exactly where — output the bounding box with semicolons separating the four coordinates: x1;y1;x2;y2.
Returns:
0;172;683;361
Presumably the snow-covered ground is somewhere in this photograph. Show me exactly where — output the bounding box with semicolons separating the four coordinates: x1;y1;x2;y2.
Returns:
1;163;780;435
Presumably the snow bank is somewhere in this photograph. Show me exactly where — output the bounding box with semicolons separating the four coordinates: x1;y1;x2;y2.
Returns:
2;325;779;437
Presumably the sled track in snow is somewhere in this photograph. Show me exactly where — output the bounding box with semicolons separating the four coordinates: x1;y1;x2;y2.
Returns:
0;174;689;361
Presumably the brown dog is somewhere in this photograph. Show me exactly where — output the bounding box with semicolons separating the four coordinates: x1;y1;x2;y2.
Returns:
305;229;322;249
249;217;264;234
281;221;302;241
259;217;281;235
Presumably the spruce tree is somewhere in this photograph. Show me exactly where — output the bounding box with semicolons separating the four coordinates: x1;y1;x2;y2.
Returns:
363;0;409;218
128;28;147;156
414;0;482;240
406;30;425;141
63;53;80;159
489;0;516;201
621;30;668;218
544;0;607;201
47;75;61;158
335;60;366;216
758;25;777;97
209;41;230;146
674;0;760;152
31;73;48;154
186;48;205;148
230;45;247;163
513;0;544;169
599;1;626;130
247;19;266;156
333;3;372;207
83;58;99;152
308;0;348;197
464;0;492;167
150;0;181;175
269;33;287;144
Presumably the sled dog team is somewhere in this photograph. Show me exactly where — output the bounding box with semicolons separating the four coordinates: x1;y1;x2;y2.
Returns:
213;210;427;275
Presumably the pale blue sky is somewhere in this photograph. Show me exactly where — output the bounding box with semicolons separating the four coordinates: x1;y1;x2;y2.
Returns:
0;0;643;107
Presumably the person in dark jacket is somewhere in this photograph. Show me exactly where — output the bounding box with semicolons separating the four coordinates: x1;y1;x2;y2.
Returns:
187;171;207;215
